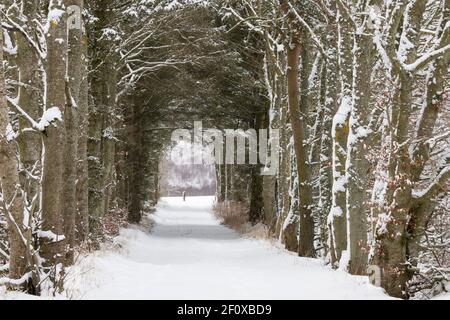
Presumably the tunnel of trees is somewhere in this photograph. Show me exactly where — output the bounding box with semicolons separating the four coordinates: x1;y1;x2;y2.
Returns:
0;0;449;299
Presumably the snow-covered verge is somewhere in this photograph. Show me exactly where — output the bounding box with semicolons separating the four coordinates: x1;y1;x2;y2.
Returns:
1;196;396;300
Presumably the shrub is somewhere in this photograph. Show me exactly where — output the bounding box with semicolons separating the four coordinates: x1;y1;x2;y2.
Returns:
213;201;249;232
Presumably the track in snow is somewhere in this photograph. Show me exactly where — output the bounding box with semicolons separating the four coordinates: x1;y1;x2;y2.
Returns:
65;196;390;300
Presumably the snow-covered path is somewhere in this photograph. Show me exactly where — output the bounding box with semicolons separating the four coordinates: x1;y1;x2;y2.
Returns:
65;196;391;300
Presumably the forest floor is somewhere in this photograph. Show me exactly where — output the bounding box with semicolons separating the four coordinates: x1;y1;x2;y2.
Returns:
2;196;393;300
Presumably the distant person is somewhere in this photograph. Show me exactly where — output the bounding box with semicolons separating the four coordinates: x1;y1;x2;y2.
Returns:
182;191;186;202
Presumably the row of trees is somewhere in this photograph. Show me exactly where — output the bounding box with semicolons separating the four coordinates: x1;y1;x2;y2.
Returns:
0;0;87;293
0;0;178;294
218;0;449;299
0;0;267;295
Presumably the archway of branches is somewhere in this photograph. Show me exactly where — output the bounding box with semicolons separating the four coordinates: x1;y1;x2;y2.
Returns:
119;5;265;223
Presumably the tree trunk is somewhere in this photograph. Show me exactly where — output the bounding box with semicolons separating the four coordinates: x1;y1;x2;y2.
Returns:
318;3;341;266
88;1;118;243
216;164;226;202
40;1;67;289
16;0;42;216
274;96;291;239
249;112;265;224
371;0;427;298
282;148;299;252
125;102;142;223
285;22;315;257
0;23;30;291
63;0;84;265
75;26;89;244
346;33;372;275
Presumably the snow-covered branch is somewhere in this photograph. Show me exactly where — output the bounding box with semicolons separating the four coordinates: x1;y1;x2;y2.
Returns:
0;10;46;59
223;6;264;35
6;97;40;130
6;97;62;132
287;2;328;59
0;272;32;287
413;167;450;204
403;44;450;72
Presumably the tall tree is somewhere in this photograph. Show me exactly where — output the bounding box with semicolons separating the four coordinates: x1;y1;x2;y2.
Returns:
62;0;84;265
281;0;315;257
40;0;68;289
0;20;30;291
15;0;42;218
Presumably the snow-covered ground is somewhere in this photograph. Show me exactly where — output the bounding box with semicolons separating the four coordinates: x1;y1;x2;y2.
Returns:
3;196;394;300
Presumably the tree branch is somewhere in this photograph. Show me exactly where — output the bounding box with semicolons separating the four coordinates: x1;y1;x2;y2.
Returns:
413;166;450;204
403;44;450;72
287;1;329;59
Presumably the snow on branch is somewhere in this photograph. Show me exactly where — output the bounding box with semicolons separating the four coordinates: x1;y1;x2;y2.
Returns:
413;166;450;204
6;97;40;131
413;131;450;156
2;28;16;55
0;272;32;287
43;8;66;35
318;0;334;19
373;34;450;74
335;0;356;29
0;247;9;260
36;107;63;131
402;44;450;72
0;10;46;59
5;123;17;141
374;2;449;74
37;230;66;243
373;33;393;72
222;7;264;35
118;31;157;64
0;189;27;247
287;2;328;59
7;98;62;132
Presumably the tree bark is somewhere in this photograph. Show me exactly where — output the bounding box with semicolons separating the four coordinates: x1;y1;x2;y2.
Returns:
40;1;68;290
249;112;265;224
63;0;83;265
283;8;315;257
0;23;30;291
16;0;42;214
406;0;450;287
371;0;427;298
88;2;118;241
321;2;343;266
75;25;89;244
346;32;372;275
